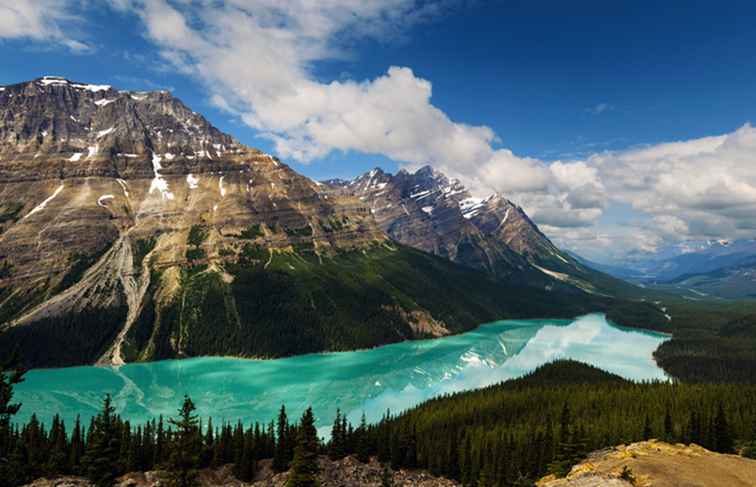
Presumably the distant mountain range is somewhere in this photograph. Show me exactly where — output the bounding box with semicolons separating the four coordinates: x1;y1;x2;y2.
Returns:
327;166;646;299
576;239;756;299
0;76;662;368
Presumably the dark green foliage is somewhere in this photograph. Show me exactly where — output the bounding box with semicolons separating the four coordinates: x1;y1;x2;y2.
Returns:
239;243;267;263
2;362;756;487
329;410;346;460
381;464;393;487
0;260;12;279
356;413;370;463
0;305;128;368
273;405;293;472
714;402;734;453
56;250;107;293
187;225;208;247
82;395;120;487
239;223;264;239
185;247;206;262
0;361;25;487
286;407;320;487
620;466;636;484
356;361;756;486
164;395;202;487
143;244;651;362
652;299;756;383
133;237;157;269
284;225;313;237
0;202;23;224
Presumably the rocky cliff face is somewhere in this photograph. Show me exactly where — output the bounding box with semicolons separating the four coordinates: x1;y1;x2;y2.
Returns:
0;77;389;367
329;166;612;294
0;77;656;369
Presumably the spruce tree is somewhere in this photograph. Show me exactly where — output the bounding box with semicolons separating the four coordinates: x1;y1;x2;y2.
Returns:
329;410;344;460
664;408;673;441
643;414;652;440
0;362;25;487
356;413;370;463
234;427;257;482
286;407;320;487
164;395;202;487
273;405;290;472
69;416;84;474
714;403;734;453
155;416;166;467
82;394;121;487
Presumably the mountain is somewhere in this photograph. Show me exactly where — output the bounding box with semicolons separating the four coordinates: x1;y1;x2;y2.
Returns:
0;77;662;369
591;239;756;283
657;260;756;299
327;166;645;298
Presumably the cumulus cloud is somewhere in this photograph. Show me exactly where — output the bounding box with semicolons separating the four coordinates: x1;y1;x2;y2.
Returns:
0;0;90;51
107;0;601;226
13;0;755;260
589;124;756;242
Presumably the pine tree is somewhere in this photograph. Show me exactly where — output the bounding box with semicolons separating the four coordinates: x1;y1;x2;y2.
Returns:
286;407;320;487
164;395;202;487
356;413;370;463
714;403;734;453
46;415;68;475
329;410;344;460
82;394;121;487
155;416;166;467
643;414;652;440
234;427;257;482
273;405;291;472
68;416;84;473
664;408;673;441
688;410;702;445
380;463;393;487
0;362;25;487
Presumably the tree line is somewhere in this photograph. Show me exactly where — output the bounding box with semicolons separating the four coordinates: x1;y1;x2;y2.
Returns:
2;360;756;487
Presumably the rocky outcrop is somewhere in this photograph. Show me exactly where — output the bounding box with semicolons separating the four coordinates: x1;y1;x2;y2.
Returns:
0;77;387;367
0;77;654;369
536;440;756;487
24;456;459;487
329;166;609;293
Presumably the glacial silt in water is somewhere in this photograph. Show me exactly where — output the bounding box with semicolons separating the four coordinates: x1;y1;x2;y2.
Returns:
14;313;668;433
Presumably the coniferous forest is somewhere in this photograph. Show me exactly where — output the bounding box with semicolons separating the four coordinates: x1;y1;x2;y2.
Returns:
2;360;756;487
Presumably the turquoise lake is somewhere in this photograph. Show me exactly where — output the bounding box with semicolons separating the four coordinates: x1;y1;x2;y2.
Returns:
14;313;669;435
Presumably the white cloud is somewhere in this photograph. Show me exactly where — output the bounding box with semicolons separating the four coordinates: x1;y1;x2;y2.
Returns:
0;0;90;51
586;102;613;115
109;1;578;198
11;0;756;261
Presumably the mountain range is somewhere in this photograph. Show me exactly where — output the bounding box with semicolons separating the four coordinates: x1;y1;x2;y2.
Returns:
0;77;663;368
580;239;756;298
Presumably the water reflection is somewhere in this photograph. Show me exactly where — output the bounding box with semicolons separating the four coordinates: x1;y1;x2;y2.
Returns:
15;313;668;433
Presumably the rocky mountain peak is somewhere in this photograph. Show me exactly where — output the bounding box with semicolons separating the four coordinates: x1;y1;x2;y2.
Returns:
1;76;243;182
337;165;600;286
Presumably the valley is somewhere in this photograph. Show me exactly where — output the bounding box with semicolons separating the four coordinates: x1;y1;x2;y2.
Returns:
0;77;667;370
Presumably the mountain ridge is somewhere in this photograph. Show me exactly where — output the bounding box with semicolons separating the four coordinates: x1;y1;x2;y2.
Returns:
0;77;665;368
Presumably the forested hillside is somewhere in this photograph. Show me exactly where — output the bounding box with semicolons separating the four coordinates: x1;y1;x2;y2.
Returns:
2;361;756;487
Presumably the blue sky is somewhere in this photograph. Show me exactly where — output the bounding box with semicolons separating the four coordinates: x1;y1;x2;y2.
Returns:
2;1;756;262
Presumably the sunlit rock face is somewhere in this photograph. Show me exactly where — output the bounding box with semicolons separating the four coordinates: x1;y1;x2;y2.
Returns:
330;166;633;297
330;166;579;276
0;77;384;366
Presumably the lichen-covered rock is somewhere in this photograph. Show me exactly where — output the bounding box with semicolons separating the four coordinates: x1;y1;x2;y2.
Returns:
536;440;756;487
23;456;459;487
